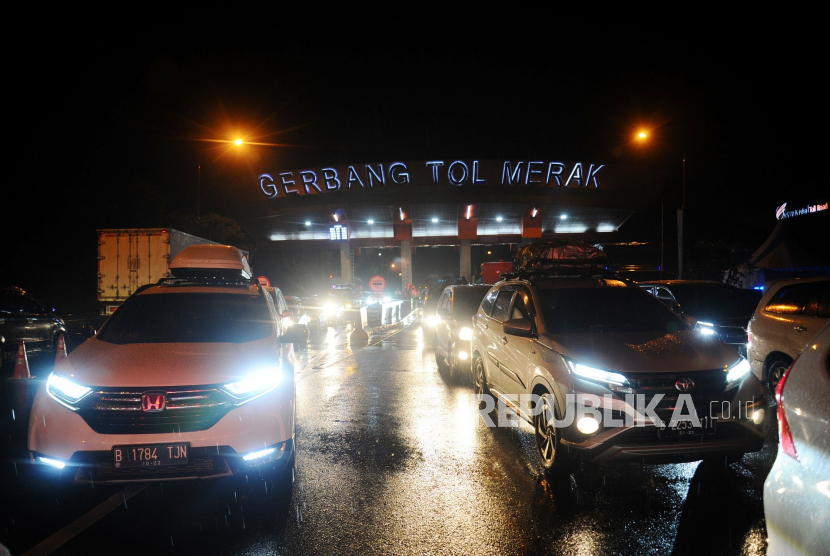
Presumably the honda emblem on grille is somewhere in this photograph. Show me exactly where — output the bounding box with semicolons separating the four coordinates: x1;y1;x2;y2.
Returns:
142;393;166;412
674;378;695;392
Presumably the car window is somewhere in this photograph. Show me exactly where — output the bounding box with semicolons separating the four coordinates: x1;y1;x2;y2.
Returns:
452;288;490;318
538;287;687;333
510;294;529;320
803;282;830;318
440;291;452;310
0;292;40;315
765;283;814;315
480;289;498;316
98;292;274;344
491;290;515;322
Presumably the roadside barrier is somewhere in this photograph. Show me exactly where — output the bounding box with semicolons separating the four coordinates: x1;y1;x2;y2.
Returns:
350;300;415;343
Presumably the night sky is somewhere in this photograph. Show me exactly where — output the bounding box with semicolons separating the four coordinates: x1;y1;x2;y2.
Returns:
8;18;822;308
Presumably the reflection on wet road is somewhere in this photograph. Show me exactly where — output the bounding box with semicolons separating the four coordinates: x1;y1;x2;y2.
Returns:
0;322;776;555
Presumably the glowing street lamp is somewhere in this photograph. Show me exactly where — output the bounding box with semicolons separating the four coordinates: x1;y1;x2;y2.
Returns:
234;139;243;146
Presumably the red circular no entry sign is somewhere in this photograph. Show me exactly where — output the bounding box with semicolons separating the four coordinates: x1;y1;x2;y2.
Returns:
369;275;386;292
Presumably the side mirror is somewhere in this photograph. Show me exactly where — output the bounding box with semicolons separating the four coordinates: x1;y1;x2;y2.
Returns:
503;317;534;337
280;324;308;344
436;308;451;319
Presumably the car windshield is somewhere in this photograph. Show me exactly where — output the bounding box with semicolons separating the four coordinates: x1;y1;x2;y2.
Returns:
538;287;687;333
98;292;273;344
453;288;490;318
666;283;762;317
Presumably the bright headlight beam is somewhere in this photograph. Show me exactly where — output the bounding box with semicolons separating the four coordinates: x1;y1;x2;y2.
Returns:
46;373;92;409
243;447;276;461
37;456;66;469
726;359;751;386
566;360;628;386
459;327;473;341
223;368;281;403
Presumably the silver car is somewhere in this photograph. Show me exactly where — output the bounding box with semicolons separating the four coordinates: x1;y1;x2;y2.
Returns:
747;277;830;395
763;321;830;556
471;276;767;475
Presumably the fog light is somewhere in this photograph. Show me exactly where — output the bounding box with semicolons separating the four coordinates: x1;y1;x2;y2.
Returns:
750;408;765;425
458;351;468;360
576;417;600;435
37;456;66;469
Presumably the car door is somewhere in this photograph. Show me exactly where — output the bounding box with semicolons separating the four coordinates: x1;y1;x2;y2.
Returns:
0;291;28;360
759;282;817;360
23;294;54;356
1;292;47;357
497;286;537;401
480;287;517;393
795;280;830;340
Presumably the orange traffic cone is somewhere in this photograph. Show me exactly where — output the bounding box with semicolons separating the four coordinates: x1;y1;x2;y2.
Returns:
13;341;31;380
55;334;68;365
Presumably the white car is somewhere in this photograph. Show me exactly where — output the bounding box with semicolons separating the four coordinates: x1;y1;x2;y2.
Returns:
28;245;302;484
764;321;830;555
747;277;830;394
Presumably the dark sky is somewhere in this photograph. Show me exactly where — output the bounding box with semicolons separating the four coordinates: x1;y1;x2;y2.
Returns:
8;18;821;302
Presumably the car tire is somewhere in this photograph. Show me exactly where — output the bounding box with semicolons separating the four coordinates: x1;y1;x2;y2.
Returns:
473;356;489;400
767;357;792;397
435;348;450;375
447;340;458;382
534;392;572;477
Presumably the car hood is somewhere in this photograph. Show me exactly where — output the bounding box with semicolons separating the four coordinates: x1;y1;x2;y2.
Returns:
538;329;740;373
53;336;280;388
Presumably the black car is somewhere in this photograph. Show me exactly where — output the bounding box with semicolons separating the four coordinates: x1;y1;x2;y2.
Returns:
0;286;67;366
638;280;763;357
434;284;491;382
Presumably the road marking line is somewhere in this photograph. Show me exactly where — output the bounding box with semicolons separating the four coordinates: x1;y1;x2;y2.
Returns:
22;483;148;556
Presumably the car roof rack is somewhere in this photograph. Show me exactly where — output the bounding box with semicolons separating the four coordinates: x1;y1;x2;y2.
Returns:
499;258;616;281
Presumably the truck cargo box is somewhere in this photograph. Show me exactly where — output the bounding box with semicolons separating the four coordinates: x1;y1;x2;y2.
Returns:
97;228;217;314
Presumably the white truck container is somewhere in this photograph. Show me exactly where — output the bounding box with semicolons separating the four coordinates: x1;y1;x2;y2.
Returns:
97;228;217;314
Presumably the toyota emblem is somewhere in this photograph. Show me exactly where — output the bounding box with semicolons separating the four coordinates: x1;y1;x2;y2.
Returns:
674;378;695;392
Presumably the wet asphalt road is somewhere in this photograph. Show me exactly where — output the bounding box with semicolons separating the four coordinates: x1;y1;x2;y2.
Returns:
0;322;777;556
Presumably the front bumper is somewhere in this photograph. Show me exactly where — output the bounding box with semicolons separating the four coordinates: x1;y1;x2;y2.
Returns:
555;373;767;464
28;380;295;480
31;439;295;483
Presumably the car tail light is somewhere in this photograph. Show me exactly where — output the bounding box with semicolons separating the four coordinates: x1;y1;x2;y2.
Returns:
775;359;798;461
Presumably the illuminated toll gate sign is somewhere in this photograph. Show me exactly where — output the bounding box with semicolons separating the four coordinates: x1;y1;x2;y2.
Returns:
258;159;609;198
329;224;349;241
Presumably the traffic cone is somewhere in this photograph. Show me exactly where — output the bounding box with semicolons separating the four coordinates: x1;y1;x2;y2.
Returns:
13;341;31;380
55;334;68;365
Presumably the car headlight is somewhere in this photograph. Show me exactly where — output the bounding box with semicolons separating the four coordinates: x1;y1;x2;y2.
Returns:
284;317;293;327
222;367;282;404
459;327;473;341
46;373;92;410
425;315;439;327
346;303;353;309
299;314;311;325
564;358;631;391
726;358;750;389
697;321;717;336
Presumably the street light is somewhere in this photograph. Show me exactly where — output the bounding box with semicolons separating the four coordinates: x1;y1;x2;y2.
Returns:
632;126;686;279
197;138;245;219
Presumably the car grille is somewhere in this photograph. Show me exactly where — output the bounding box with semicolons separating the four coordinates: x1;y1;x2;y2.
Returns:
77;387;235;435
626;369;727;419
